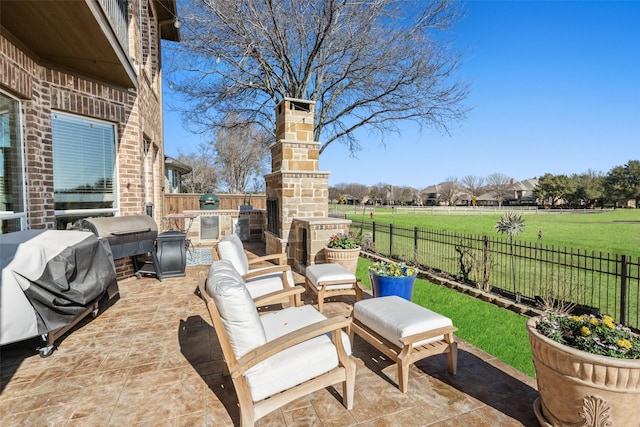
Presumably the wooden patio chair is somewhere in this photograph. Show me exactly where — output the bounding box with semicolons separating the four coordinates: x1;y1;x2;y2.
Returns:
198;260;356;426
212;234;301;307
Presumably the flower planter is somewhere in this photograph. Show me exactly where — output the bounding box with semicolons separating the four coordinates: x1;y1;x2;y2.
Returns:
526;316;640;427
324;246;360;274
369;273;417;301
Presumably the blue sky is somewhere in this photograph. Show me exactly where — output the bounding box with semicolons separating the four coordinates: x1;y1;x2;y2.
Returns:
162;0;640;189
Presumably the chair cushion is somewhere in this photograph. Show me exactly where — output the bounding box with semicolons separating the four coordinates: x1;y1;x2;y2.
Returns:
306;263;356;290
354;295;452;349
245;305;352;402
217;234;249;275
206;260;266;358
244;267;296;298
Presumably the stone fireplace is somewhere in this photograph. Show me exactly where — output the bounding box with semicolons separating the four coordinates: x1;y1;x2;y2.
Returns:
264;98;351;273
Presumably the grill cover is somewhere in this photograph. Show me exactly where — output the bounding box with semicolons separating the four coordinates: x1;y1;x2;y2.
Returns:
74;215;158;246
0;229;116;345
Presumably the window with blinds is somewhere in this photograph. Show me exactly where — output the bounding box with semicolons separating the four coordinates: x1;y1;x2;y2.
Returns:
52;112;117;214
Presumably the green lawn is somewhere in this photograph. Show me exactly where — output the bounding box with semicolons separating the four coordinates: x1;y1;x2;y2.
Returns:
349;208;640;377
347;208;640;258
356;258;536;378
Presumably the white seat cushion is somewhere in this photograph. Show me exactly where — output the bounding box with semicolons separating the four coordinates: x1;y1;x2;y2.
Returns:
354;295;453;349
245;305;352;402
245;272;289;298
245;266;296;299
206;260;266;358
306;263;356;290
217;234;249;274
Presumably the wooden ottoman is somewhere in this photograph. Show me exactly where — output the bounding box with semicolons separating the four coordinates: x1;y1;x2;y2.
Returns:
349;295;458;392
305;263;362;313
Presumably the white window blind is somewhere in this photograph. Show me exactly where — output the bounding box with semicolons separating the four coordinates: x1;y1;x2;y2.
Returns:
52;113;116;211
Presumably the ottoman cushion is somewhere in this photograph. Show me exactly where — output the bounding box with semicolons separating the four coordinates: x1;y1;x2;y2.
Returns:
354;295;453;349
306;263;356;290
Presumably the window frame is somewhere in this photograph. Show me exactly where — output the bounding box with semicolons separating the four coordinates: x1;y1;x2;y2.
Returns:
0;89;27;232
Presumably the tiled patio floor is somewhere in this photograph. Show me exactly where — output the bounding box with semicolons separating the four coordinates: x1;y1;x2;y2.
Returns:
1;250;540;426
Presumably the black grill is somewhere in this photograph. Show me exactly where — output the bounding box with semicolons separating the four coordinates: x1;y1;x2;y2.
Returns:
73;215;162;280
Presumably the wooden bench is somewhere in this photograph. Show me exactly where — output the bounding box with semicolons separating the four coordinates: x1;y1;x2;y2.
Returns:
349;295;457;392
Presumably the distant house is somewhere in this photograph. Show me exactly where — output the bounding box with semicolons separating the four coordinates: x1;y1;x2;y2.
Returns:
1;0;179;233
165;156;192;193
476;178;540;206
421;182;471;206
507;178;539;205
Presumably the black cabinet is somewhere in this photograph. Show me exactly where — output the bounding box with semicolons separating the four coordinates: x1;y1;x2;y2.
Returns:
156;231;186;278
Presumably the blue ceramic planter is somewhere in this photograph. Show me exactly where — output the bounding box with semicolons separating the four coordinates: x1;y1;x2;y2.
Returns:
370;273;417;301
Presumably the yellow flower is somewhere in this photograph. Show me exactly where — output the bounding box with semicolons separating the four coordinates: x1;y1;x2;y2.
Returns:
617;339;632;349
571;315;581;322
603;315;613;323
581;326;591;336
589;318;599;326
603;318;615;329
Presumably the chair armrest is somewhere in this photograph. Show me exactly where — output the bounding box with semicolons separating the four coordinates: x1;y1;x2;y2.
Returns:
252;285;305;307
231;316;351;377
211;245;221;261
242;265;295;288
398;325;458;347
248;253;286;266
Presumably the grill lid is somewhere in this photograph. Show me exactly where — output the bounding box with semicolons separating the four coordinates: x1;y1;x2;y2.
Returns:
73;215;158;246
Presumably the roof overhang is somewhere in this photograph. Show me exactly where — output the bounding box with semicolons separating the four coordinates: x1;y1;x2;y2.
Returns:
165;156;192;174
0;0;179;89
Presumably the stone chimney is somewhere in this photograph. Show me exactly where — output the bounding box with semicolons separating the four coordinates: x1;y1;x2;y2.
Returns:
264;98;351;271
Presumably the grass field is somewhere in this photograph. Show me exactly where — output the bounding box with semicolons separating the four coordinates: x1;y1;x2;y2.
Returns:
347;208;640;376
343;207;640;258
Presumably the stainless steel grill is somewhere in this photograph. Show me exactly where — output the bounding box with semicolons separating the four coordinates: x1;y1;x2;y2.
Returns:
73;215;162;280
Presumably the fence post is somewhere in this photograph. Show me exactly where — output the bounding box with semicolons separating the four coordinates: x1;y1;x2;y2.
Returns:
389;223;394;257
372;221;376;249
620;255;628;325
414;227;419;265
483;235;489;289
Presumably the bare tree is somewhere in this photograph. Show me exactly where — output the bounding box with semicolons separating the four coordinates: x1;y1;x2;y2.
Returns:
177;143;219;193
169;0;468;155
214;123;270;193
396;186;416;205
438;177;462;206
485;173;514;206
461;175;485;197
344;183;370;205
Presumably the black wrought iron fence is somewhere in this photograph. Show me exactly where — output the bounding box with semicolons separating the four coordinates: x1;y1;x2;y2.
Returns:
351;219;640;330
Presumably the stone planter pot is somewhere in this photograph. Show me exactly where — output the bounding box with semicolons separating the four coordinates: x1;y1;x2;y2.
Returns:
324;246;360;274
526;316;640;427
369;273;417;301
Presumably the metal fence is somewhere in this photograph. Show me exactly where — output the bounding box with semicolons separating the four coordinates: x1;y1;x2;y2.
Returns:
350;219;640;330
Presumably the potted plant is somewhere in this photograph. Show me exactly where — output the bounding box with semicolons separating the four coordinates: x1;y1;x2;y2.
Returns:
527;313;640;427
368;261;417;301
324;232;361;273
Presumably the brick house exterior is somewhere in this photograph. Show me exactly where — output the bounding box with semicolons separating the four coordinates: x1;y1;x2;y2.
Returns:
0;0;179;276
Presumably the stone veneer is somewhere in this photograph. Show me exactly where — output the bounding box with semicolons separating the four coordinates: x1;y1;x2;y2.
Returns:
265;98;350;271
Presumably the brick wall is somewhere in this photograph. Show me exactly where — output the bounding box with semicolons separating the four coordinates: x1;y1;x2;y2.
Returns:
0;0;167;280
